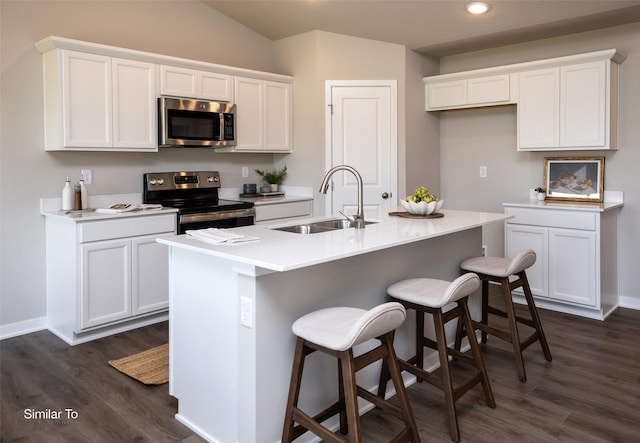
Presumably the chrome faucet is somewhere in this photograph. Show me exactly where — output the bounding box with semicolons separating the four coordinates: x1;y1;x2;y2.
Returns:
319;165;366;229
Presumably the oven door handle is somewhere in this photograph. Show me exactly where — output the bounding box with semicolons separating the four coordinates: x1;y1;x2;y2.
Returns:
179;208;255;224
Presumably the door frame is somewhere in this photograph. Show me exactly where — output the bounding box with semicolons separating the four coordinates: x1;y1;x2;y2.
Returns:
324;80;398;215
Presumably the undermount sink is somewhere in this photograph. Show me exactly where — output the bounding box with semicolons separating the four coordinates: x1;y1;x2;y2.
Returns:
272;218;377;234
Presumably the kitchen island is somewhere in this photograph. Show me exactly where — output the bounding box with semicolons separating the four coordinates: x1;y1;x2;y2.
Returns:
158;208;511;443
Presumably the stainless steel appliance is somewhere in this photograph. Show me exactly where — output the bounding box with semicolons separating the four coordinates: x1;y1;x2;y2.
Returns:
143;171;254;234
158;97;236;148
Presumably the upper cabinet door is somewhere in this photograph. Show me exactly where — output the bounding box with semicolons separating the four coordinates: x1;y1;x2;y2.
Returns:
467;74;510;105
234;76;264;150
517;68;560;149
160;65;233;102
199;72;233;102
112;58;157;149
427;80;467;109
62;51;113;148
160;65;198;97
560;61;607;148
264;81;292;152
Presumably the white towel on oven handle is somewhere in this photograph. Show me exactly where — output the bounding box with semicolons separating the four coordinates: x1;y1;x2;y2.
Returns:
185;228;259;244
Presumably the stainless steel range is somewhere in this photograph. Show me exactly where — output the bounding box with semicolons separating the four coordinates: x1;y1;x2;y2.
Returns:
143;171;255;234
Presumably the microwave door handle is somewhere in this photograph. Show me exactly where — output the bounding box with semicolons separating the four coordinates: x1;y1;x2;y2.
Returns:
218;113;225;141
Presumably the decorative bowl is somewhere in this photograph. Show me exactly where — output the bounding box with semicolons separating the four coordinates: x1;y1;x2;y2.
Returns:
400;199;443;215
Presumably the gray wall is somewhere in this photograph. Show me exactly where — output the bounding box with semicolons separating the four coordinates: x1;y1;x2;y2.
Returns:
437;23;640;307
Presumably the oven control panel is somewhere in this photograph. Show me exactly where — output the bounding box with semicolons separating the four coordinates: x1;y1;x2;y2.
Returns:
144;171;221;191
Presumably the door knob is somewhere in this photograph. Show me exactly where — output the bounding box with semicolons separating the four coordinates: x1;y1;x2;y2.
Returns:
381;192;390;199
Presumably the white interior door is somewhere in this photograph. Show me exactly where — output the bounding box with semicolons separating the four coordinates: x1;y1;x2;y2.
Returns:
325;81;397;216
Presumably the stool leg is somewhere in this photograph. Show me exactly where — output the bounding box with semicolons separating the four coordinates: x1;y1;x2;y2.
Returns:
339;349;362;443
433;308;460;442
480;279;489;343
460;299;496;409
416;309;425;373
520;272;552;362
282;338;307;443
500;277;527;382
338;358;348;434
381;332;421;443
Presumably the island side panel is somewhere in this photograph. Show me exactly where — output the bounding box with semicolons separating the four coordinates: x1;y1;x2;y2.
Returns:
168;247;241;443
245;227;482;442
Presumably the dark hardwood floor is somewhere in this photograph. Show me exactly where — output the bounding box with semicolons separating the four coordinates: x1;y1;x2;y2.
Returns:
2;293;639;442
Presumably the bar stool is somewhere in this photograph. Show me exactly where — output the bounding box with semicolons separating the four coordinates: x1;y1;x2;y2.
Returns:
459;249;552;382
282;302;421;443
378;273;495;442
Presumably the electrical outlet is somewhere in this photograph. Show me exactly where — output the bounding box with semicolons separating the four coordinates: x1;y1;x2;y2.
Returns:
242;166;249;178
482;245;488;256
479;166;487;178
240;296;253;328
81;169;92;184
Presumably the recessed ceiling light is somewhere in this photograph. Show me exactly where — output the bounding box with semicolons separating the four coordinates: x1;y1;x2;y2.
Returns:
466;2;490;15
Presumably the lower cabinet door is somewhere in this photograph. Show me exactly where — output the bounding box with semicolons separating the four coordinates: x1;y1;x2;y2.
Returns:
80;239;131;329
548;228;597;306
506;224;547;297
131;235;170;315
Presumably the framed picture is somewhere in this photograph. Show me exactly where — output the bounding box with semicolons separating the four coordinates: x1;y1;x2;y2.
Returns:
544;157;605;203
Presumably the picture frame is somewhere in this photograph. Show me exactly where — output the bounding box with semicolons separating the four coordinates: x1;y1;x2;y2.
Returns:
543;157;605;203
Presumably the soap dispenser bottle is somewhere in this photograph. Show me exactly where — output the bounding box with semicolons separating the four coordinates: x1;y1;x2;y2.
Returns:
62;176;73;211
79;177;88;209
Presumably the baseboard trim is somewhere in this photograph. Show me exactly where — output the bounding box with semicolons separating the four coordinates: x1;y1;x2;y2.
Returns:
619;295;640;311
0;317;47;341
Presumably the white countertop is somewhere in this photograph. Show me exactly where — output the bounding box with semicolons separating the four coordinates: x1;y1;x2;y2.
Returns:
504;199;623;212
41;207;179;221
158;208;511;272
41;193;178;222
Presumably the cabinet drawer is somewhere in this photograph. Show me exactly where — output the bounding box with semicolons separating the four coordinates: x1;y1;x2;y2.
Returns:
255;200;312;222
79;214;176;243
505;207;596;231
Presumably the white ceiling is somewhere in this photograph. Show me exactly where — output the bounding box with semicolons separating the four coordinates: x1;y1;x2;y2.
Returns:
203;0;640;57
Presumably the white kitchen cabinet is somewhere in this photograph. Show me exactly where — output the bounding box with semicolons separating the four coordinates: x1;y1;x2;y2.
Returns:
41;49;157;151
518;60;617;150
517;68;559;148
44;212;176;344
504;202;621;320
112;58;157;149
160;65;233;102
232;76;292;152
423;49;625;150
425;74;512;110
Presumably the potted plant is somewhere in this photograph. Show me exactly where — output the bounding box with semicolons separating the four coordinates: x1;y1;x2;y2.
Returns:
534;186;546;201
255;165;287;192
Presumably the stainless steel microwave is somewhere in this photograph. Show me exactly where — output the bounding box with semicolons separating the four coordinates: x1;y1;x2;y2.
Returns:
158;97;236;148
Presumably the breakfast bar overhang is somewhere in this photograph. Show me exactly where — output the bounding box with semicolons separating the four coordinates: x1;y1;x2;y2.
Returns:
158;209;511;443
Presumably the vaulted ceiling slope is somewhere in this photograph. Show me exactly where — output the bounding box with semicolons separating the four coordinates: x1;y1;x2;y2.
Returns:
203;0;640;57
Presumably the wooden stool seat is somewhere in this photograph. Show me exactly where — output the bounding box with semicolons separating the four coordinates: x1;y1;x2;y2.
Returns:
282;302;421;442
459;249;552;382
379;273;495;442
